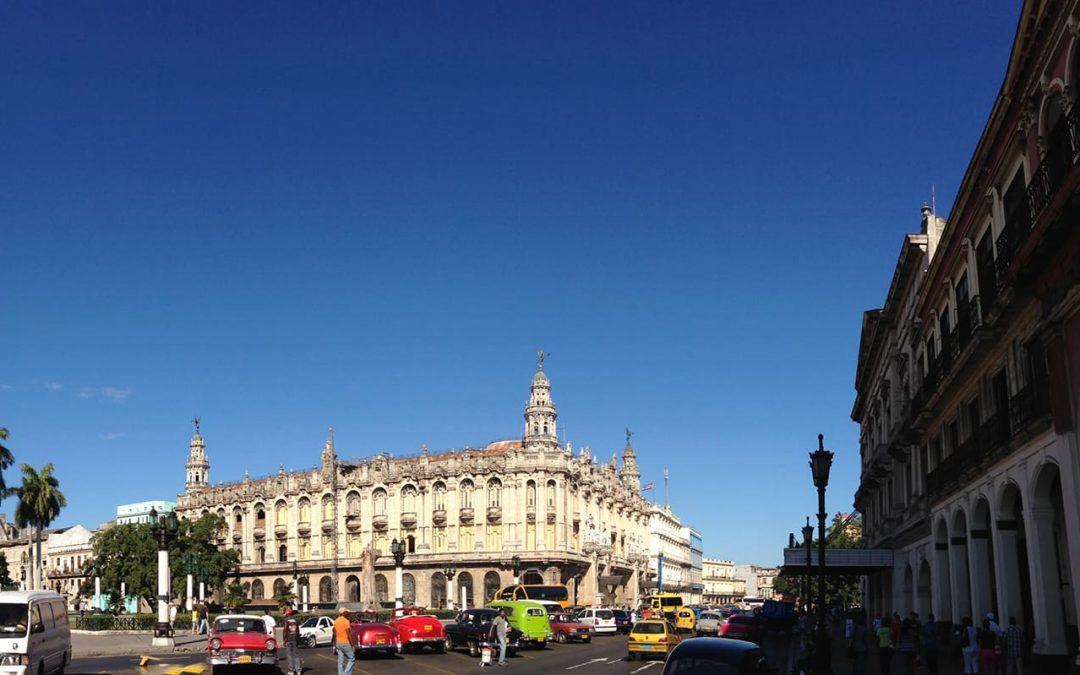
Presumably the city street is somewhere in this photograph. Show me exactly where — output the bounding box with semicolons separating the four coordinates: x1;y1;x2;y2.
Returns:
69;635;793;674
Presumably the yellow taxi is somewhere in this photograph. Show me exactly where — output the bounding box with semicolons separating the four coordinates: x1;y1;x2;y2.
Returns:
675;608;697;633
627;619;681;660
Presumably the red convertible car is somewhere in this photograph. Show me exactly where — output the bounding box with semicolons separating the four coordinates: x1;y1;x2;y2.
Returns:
549;612;592;643
207;615;278;670
349;619;402;657
389;606;446;653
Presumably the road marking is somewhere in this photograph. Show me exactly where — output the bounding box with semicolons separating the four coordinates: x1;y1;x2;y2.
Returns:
608;656;626;663
403;657;458;675
313;651;375;675
566;657;609;669
631;662;661;673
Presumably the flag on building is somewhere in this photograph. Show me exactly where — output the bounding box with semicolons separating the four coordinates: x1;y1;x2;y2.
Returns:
642;482;655;491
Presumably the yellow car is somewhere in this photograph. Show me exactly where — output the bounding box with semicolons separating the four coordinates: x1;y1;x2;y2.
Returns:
627;619;681;660
675;608;697;633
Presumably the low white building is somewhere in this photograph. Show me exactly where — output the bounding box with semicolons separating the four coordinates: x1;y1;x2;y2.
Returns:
43;525;95;608
116;500;176;525
648;504;692;595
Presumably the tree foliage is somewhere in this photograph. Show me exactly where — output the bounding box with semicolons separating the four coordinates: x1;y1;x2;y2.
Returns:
0;553;15;590
14;463;66;590
0;428;15;495
222;580;248;610
88;513;240;610
274;586;296;611
775;512;863;609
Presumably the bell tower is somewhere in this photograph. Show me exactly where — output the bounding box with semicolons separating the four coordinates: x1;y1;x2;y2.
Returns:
620;428;641;489
185;417;210;492
523;349;558;453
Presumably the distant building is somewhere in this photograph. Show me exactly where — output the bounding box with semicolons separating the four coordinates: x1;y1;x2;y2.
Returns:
683;526;704;604
733;564;778;600
702;558;745;605
116;500;176;525
43;525;95;608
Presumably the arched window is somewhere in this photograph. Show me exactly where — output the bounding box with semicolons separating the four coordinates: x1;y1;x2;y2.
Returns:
401;485;417;513
460;480;474;509
348;535;361;558
522;570;543;585
484;571;502;603
298;498;311;524
402;573;416;606
526;481;536;508
298;538;311;561
434;527;447;553
346;491;361;517
345;575;360;603
546;480;556;508
251;579;265;600
255;505;266;528
273;578;287;598
487;478;502;508
458;572;474;608
375;574;388;605
321;495;335;522
433;482;446;510
256;545;266;563
278;544;287;562
406;535;416;553
275;500;288;527
373;488;387;516
232;508;243;531
431;572;447;608
318;576;333;603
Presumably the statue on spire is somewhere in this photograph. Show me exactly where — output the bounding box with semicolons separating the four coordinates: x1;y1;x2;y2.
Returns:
625;427;633;446
536;348;548;370
193;416;201;435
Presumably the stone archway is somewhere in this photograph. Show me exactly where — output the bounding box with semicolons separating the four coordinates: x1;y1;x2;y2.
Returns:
345;575;360;603
1028;463;1075;661
997;481;1033;633
934;517;953;622
917;559;932;618
902;564;914;616
950;509;972;620
971;497;998;619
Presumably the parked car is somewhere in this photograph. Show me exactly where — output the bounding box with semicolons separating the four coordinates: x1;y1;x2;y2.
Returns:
717;613;765;642
298;616;333;648
627;619;681;660
486;600;553;648
443;608;525;657
0;590;71;675
349;619;401;658
577;608;617;634
547;612;593;643
661;637;770;674
695;611;724;637
760;600;796;634
387;606;445;653
675;608;697;633
611;609;633;633
207;615;278;669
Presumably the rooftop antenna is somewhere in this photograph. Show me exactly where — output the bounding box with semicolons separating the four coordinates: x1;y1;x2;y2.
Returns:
931;184;936;219
663;467;670;507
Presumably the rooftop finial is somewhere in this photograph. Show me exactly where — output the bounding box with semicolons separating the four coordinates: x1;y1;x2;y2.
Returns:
625;427;633;447
536;347;547;370
818;433;825;452
328;426;334;443
193;416;201;434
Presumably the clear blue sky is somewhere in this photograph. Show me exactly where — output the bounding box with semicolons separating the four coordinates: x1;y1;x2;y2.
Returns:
1;1;1019;565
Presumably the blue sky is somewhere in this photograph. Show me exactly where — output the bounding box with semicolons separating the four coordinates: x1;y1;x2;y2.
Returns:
1;1;1019;564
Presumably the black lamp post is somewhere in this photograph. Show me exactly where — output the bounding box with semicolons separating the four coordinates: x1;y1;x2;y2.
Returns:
808;434;834;674
443;566;457;609
511;555;522;585
391;538;407;608
802;517;814;618
148;507;179;645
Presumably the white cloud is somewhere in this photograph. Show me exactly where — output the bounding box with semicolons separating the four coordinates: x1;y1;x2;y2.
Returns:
100;432;125;441
0;384;13;392
101;387;133;402
44;382;64;391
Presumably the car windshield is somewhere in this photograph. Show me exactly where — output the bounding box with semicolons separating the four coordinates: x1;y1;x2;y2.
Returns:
612;610;628;618
215;617;265;632
632;623;664;634
522;586;568;602
300;618;320;628
594;610;613;619
660;597;683;607
553;614;577;623
701;613;720;621
0;604;28;634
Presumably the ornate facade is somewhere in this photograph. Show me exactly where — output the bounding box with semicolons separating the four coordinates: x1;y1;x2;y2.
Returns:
176;359;653;610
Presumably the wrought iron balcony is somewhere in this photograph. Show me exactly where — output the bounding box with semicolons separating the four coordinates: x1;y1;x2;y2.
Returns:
1009;379;1051;434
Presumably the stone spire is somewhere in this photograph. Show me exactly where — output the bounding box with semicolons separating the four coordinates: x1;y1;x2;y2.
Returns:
620;427;641;489
321;426;337;482
185;417;210;492
523;349;558;453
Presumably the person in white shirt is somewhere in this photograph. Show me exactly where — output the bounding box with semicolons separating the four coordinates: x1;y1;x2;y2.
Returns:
263;608;278;636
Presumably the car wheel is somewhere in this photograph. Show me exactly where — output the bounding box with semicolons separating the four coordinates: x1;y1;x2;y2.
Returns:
537;641;547;650
467;639;479;657
556;632;567;644
443;636;454;653
386;649;396;658
304;634;317;649
628;652;637;661
435;639;446;654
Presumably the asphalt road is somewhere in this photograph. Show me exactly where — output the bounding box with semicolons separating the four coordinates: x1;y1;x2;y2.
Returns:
69;634;792;674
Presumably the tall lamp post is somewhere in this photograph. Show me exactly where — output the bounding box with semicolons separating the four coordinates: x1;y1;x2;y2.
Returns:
802;517;813;618
391;538;406;608
443;566;457;610
149;507;179;647
808;434;834;675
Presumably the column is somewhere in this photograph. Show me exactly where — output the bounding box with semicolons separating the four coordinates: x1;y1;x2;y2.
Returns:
968;529;993;619
949;535;971;621
933;541;953;622
1025;506;1068;657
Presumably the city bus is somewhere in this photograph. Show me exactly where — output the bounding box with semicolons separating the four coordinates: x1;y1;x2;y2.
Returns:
494;584;571;609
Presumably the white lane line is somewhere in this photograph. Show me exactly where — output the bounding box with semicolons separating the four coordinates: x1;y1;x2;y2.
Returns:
566;657;610;670
631;662;661;673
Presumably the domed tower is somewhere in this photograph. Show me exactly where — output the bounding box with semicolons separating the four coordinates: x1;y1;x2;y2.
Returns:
523;349;558;453
620;428;640;490
185;417;210;492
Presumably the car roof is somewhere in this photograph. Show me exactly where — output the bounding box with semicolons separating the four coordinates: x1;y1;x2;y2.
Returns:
0;591;64;603
488;600;544;609
669;637;761;660
215;614;263;621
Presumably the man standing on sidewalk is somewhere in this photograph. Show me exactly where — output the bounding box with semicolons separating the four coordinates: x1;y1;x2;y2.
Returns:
1002;616;1024;675
333;607;357;675
282;608;302;675
488;608;509;667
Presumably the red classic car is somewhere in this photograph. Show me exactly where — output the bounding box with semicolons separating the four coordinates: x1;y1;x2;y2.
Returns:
717;613;766;643
349;619;401;657
388;606;447;653
548;612;592;643
207;615;278;669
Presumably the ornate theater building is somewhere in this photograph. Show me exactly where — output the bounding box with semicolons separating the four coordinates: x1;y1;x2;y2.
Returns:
175;357;652;611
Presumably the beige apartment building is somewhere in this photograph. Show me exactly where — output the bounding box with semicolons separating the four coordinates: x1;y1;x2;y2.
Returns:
702;558;745;605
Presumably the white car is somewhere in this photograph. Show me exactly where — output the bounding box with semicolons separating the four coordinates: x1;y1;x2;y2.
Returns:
298;616;334;647
577;608;617;634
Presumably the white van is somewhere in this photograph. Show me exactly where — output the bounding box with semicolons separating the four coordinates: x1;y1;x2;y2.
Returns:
0;591;71;675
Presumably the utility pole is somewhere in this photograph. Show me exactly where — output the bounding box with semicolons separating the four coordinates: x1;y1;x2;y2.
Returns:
663;467;670;507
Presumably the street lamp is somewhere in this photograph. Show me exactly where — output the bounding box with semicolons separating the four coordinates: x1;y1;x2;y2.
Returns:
802;517;814;619
443;566;457;610
511;555;522;585
148;507;179;647
391;538;406;608
808;434;834;675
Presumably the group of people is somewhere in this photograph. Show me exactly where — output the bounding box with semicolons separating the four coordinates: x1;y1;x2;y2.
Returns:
849;610;1026;675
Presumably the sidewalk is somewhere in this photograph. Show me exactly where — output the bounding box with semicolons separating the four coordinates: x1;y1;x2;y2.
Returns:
73;631;208;657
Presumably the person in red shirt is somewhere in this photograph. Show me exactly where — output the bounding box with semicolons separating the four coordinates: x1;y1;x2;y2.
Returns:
282;608;302;675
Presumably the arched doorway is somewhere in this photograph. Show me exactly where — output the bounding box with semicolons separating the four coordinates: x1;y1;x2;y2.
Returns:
950;509;972;619
998;482;1033;634
458;572;474;608
375;574;388;606
522;570;543;585
318;576;333;603
345;575;360;603
272;578;287;600
971;497;998;618
431;572;447;609
917;559;932;617
402;573;416;606
934;517;953;622
902;565;914;616
484;571;502;603
1029;463;1075;657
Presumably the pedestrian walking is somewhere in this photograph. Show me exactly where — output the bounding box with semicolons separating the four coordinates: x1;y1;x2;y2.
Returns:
168;603;178;634
960;616;979;674
488;607;510;667
283;608;302;675
920;613;940;675
198;603;210;635
263;608;277;636
1002;616;1024;675
978;618;999;674
898;617;917;674
876;615;894;675
333;607;357;675
849;614;868;675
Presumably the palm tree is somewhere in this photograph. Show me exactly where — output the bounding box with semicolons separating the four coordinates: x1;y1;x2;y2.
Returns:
14;464;67;590
0;428;15;495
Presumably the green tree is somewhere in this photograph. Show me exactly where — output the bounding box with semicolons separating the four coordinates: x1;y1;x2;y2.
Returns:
222;580;248;610
274;586;297;611
14;463;66;590
0;428;15;495
87;513;240;610
0;552;15;590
